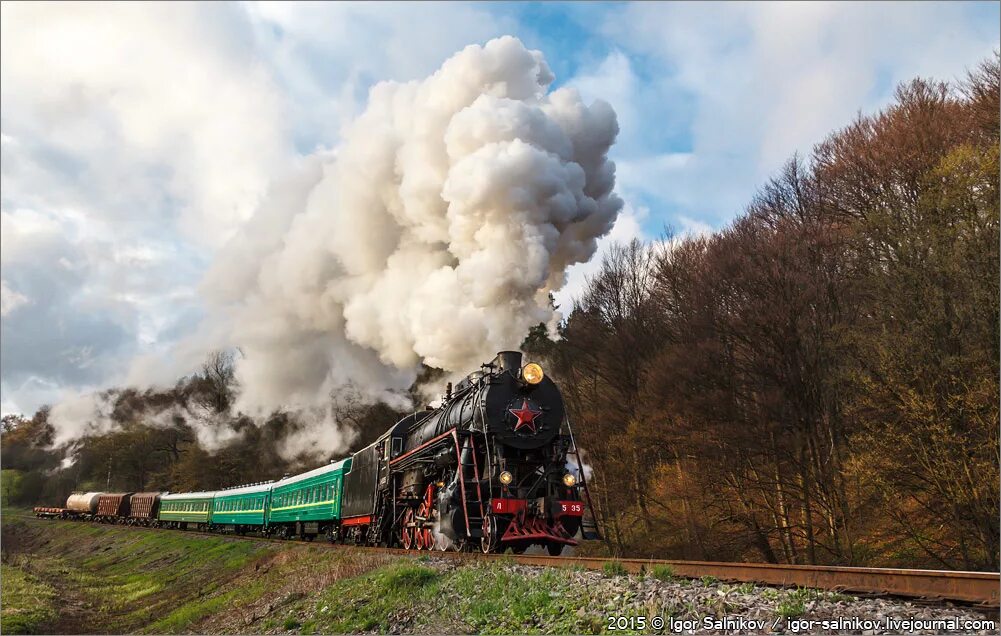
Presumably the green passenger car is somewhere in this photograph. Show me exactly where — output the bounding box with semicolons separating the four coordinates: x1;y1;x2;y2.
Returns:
211;483;271;530
267;458;351;539
158;491;216;528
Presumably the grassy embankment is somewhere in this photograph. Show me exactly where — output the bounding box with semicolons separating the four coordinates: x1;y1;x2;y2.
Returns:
1;512;862;635
0;513;615;634
1;563;58;633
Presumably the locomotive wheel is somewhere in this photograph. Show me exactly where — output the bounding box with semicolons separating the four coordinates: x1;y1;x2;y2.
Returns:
415;504;426;550
402;508;415;550
416;500;435;551
546;542;564;556
481;516;499;553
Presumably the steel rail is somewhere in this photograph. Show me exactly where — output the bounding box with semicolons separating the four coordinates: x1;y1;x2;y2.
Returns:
474;555;1000;607
14;513;1000;607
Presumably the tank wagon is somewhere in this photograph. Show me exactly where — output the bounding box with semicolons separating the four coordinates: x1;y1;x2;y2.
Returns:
31;352;599;554
66;492;104;518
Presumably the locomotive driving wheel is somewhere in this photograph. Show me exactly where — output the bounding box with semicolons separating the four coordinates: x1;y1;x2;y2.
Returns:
481;515;500;553
416;500;434;550
401;507;415;550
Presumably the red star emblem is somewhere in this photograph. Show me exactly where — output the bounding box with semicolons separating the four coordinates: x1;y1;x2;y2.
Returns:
508;399;542;434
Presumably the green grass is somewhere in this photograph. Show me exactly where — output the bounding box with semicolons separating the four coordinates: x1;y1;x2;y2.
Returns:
449;565;593;634
307;562;442;633
650;564;674;581
307;560;611;635
773;587;845;619
776;598;806;618
0;563;58;634
3;517;275;633
602;560;627;576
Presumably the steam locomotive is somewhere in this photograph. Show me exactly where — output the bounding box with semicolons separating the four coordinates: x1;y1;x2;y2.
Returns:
35;351;599;554
344;350;598;553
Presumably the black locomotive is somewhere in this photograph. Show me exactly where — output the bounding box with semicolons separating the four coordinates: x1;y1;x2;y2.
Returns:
340;350;598;553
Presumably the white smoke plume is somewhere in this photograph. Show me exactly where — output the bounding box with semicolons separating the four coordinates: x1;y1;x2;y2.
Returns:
200;36;622;416
52;36;623;458
49;387;360;464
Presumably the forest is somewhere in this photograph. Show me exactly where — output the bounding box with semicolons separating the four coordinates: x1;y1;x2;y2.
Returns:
3;57;997;571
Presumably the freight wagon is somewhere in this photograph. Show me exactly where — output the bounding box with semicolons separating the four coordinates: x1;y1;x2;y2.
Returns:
128;492;163;526
65;491;103;517
96;492;133;522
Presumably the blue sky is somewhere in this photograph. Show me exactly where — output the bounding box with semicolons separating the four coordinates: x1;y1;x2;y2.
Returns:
1;1;998;416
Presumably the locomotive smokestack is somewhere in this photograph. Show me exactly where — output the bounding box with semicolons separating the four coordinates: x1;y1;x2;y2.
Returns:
495;351;523;374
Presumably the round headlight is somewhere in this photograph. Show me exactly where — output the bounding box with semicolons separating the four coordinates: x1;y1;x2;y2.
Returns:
522;363;544;385
562;473;577;487
499;471;514;485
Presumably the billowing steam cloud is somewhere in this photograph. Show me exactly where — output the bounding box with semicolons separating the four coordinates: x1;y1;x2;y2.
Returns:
53;36;622;458
200;36;621;412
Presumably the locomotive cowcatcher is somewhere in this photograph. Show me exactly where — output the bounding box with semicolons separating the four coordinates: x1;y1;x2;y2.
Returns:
339;351;599;553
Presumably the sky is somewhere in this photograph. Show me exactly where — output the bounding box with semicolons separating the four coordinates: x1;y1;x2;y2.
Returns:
1;1;998;417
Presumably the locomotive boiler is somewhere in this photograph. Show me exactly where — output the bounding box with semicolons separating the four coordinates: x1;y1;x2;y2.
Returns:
339;350;598;553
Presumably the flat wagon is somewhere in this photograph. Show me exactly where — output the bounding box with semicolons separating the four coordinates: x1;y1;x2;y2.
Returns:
211;483;271;534
268;458;351;540
158;491;215;530
33;506;67;518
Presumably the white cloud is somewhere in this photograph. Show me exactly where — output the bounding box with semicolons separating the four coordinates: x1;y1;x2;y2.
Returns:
1;3;287;416
598;1;999;224
243;2;519;147
1;2;291;247
0;280;30;316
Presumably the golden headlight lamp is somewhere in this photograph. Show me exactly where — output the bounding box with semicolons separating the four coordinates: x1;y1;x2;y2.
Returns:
521;362;544;385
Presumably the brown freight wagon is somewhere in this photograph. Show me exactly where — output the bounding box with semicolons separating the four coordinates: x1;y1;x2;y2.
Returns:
128;492;163;525
95;492;134;521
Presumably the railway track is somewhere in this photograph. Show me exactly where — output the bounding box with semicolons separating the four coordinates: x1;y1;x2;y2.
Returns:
14;513;1000;608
